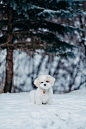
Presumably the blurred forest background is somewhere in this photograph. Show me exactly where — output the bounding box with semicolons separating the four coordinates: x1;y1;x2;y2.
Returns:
0;0;86;94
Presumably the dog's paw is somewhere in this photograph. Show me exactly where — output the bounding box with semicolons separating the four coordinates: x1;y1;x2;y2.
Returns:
36;103;42;105
47;103;51;105
46;101;52;105
35;101;42;105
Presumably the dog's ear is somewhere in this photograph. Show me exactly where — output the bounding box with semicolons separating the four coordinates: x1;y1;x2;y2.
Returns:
47;75;55;86
34;77;40;87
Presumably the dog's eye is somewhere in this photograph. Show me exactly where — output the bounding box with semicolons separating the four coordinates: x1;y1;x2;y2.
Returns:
46;81;49;83
41;82;43;83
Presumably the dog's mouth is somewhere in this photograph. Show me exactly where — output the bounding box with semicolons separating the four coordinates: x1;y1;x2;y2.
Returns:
40;86;50;90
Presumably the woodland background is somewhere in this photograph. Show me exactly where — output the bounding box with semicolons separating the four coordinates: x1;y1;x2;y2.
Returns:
0;0;86;94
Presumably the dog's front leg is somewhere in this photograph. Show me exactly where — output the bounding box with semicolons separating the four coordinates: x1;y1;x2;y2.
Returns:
46;98;52;105
36;99;42;105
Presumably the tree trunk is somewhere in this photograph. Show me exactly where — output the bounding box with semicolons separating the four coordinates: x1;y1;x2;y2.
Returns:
4;48;13;93
79;15;86;55
4;7;13;93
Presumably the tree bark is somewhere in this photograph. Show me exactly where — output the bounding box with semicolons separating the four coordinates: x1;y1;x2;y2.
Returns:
4;7;13;93
4;48;13;93
79;15;86;56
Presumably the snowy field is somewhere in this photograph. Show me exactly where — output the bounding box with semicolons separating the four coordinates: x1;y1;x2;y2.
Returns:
0;90;86;129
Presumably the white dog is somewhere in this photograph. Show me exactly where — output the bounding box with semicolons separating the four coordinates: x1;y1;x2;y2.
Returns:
29;75;55;105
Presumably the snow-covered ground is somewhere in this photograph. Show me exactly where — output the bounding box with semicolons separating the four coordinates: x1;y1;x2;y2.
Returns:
0;90;86;129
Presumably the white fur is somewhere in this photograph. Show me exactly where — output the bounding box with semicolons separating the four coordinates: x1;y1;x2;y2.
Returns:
29;75;55;105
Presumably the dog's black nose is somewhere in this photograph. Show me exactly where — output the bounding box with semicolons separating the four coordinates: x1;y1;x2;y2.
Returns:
44;84;46;86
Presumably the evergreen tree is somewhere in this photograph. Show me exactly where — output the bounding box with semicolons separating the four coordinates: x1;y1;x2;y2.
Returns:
0;0;85;92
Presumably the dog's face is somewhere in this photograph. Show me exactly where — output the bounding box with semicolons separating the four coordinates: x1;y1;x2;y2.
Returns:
34;75;55;90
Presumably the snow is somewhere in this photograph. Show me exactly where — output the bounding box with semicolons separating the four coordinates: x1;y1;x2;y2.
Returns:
0;90;86;129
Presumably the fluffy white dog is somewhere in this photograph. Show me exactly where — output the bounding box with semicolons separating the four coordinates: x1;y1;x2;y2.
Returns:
29;75;55;105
